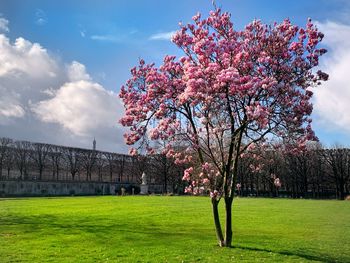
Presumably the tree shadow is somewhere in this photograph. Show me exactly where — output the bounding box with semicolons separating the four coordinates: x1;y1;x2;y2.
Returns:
232;244;341;263
0;213;199;245
2;214;348;262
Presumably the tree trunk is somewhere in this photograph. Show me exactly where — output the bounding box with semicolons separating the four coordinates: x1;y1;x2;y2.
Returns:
56;166;59;181
339;179;345;200
211;198;224;247
224;197;233;247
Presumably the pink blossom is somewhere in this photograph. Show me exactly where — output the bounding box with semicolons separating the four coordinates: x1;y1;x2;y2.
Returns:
210;190;221;199
202;178;210;184
129;148;138;156
182;167;193;181
202;162;210;171
184;186;192;193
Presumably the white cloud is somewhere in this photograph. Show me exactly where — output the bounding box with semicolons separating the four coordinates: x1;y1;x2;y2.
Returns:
67;61;91;82
0;33;62;125
0;29;127;152
35;9;47;26
0;103;24;118
149;31;176;41
32;79;121;137
0;18;9;32
36;18;46;26
0;35;59;78
313;21;350;133
90;35;120;42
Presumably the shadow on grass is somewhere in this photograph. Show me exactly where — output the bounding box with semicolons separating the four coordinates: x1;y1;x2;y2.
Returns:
2;214;347;262
0;214;196;245
232;244;340;263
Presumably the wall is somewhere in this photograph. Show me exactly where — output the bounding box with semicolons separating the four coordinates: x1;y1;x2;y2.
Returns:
0;180;169;197
0;180;116;197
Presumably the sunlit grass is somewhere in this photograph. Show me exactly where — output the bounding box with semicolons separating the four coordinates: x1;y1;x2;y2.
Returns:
0;196;349;262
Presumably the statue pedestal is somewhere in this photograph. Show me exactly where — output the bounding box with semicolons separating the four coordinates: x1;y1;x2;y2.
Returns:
140;184;149;195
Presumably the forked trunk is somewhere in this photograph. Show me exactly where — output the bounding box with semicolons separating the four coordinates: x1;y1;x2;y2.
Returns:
211;198;224;246
211;197;234;247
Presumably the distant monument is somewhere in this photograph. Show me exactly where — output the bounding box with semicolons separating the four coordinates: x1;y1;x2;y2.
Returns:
141;172;148;185
140;172;148;195
93;137;96;151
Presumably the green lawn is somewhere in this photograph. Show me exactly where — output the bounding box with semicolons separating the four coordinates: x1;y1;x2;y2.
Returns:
0;196;349;262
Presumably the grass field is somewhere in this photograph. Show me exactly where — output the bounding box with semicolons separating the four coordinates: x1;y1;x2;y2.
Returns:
0;196;349;263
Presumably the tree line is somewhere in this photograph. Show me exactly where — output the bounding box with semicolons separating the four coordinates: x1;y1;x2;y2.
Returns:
236;144;350;200
1;137;349;199
0;137;184;193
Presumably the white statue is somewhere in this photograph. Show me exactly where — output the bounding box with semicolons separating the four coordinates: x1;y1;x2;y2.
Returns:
141;172;148;185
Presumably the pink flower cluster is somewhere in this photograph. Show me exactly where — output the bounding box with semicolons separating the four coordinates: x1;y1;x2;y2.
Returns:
210;190;221;200
182;167;193;181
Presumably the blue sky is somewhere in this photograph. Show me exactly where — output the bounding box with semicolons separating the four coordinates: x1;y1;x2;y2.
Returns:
0;0;350;152
2;0;347;90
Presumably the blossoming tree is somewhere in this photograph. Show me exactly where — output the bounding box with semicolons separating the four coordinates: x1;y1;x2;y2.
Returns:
119;8;328;247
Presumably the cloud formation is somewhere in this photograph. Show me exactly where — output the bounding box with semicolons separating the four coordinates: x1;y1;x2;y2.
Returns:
35;9;47;26
0;34;61;124
90;34;121;43
0;27;127;152
313;21;350;134
32;62;122;138
149;31;176;41
0;35;59;78
67;61;91;82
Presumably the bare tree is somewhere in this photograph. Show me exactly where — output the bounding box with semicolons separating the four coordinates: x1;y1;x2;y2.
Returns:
4;147;15;179
115;154;128;183
30;143;51;180
63;147;81;181
151;154;182;193
80;149;97;181
322;147;350;200
285;151;310;198
14;141;31;179
104;152;117;182
95;152;106;182
307;144;326;198
49;145;62;181
0;138;12;179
